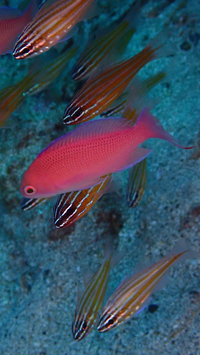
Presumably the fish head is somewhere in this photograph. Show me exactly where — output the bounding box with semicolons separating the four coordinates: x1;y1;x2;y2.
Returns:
63;103;85;125
72;315;92;341
13;22;43;59
97;309;118;333
13;36;36;59
20;156;59;198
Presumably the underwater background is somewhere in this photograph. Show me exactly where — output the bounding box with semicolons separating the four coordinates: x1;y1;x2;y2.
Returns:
0;0;200;354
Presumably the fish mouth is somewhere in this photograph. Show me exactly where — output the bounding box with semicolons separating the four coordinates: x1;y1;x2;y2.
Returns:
63;105;84;125
13;41;34;59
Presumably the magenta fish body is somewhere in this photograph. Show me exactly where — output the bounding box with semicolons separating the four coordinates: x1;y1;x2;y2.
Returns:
20;109;185;199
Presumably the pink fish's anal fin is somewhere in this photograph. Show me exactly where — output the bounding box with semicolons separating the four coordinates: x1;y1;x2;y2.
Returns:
115;147;152;173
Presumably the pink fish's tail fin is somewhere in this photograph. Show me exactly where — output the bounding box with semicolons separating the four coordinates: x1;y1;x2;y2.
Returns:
135;108;194;150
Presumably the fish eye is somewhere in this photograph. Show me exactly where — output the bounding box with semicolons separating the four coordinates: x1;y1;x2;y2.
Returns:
105;315;117;329
19;47;31;56
107;318;115;326
81;320;87;331
24;185;37;195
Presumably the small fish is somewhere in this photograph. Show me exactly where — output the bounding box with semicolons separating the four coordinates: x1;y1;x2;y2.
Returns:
71;15;136;81
54;174;112;228
13;0;97;59
25;45;78;95
100;70;168;118
20;102;191;199
127;157;147;208
0;0;37;55
0;47;76;127
0;72;35;128
63;30;173;125
21;196;47;211
97;240;199;332
72;238;117;340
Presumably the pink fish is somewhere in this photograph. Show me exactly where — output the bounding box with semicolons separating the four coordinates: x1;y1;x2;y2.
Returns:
0;0;37;55
20;108;191;199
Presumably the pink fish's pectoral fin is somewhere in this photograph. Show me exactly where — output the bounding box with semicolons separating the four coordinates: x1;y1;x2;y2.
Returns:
57;175;106;193
115;147;152;173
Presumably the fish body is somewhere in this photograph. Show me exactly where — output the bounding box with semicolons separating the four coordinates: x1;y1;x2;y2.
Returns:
0;0;37;55
63;31;171;125
127;158;147;208
13;0;95;59
100;70;167;118
72;240;115;340
0;72;36;127
97;241;198;332
54;174;112;228
20;108;184;199
71;20;135;81
26;46;77;95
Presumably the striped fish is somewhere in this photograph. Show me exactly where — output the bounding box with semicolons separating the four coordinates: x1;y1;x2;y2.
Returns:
72;238;117;341
13;0;95;59
71;20;135;81
100;70;167;118
126;158;147;208
54;174;112;228
21;196;47;211
97;240;198;333
26;46;77;95
0;72;35;128
63;30;172;125
0;47;77;128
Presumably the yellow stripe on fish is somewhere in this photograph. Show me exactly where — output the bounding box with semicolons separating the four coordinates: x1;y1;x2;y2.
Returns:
126;158;147;208
72;238;117;341
63;30;173;125
54;174;112;228
97;241;199;332
13;0;95;59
